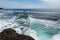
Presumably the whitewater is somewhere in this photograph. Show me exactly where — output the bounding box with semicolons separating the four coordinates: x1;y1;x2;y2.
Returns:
0;11;60;40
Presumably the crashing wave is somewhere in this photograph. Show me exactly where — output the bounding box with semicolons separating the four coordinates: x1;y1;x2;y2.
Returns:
0;12;39;40
0;10;60;40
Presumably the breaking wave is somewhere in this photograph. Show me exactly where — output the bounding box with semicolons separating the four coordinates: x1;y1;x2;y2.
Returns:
0;11;60;40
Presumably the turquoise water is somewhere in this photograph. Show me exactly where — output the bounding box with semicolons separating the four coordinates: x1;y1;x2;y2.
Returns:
0;17;60;40
30;18;60;40
0;12;60;40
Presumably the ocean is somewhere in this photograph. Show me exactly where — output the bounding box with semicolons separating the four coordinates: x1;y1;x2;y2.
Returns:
0;9;60;40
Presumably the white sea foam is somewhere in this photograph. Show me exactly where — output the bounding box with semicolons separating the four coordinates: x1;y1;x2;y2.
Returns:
0;16;39;40
51;34;60;40
0;14;60;40
30;17;60;40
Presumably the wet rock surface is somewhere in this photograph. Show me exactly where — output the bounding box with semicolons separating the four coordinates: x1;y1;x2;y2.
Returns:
0;28;34;40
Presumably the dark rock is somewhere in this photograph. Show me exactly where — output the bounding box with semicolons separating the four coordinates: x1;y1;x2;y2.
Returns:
0;8;3;10
0;28;34;40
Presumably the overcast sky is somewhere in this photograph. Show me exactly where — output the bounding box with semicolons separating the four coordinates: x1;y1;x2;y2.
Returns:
0;0;60;9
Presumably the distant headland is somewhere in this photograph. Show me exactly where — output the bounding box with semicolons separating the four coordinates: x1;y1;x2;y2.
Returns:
0;8;3;10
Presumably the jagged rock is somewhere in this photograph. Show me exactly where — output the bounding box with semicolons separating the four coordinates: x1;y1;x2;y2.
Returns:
0;28;34;40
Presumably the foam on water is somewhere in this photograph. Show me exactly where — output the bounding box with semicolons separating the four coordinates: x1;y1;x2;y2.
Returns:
0;12;60;40
0;13;39;40
30;17;60;40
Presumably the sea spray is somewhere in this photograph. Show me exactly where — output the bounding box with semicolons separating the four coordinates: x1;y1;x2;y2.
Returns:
0;13;39;40
30;17;60;40
0;11;60;40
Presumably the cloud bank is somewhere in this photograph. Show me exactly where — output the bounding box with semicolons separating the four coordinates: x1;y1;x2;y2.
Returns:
0;0;60;8
42;0;60;5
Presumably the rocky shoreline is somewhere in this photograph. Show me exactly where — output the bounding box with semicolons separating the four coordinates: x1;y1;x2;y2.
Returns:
0;28;34;40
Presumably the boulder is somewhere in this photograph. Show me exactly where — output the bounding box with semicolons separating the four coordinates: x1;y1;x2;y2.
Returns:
0;28;34;40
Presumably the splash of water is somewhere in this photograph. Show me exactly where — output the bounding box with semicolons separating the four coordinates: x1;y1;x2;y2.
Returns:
30;17;60;40
0;12;39;40
0;12;60;40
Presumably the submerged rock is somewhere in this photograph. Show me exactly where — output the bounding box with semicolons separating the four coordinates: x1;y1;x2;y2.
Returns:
0;28;34;40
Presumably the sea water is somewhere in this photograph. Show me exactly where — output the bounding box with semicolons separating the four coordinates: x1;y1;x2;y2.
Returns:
0;9;60;40
30;18;60;40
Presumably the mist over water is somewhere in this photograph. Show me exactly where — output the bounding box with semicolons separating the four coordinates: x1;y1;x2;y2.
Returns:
0;9;60;40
